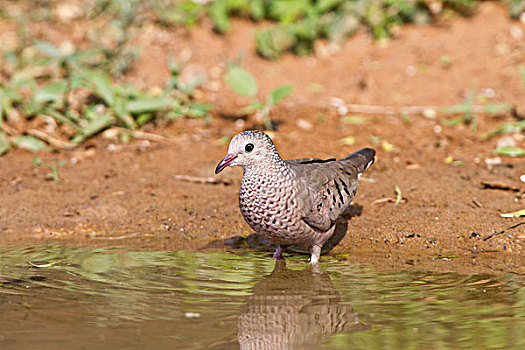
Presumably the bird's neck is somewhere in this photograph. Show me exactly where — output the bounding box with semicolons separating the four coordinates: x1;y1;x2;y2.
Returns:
243;155;291;179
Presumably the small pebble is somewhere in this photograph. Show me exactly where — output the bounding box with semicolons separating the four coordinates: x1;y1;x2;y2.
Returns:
520;174;525;183
496;136;516;149
59;41;75;56
329;97;344;108
184;312;200;318
234;119;245;130
296;118;313;131
103;128;120;140
482;88;495;99
405;65;417;76
337;105;348;116
423;109;436;119
138;140;150;150
485;157;501;165
107;144;119;152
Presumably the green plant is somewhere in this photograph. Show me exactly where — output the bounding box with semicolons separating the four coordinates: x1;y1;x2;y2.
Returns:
33;157;66;182
0;1;213;155
223;66;293;129
482;66;525;156
0;38;211;154
394;184;402;205
191;0;480;59
439;85;512;133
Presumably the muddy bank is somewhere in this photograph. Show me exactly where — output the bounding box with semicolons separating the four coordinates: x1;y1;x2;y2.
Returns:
1;109;523;274
0;2;524;274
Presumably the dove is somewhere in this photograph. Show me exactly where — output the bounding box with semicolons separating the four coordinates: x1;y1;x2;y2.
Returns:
215;130;375;264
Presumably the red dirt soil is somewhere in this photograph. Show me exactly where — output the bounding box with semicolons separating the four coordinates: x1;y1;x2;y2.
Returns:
0;2;523;274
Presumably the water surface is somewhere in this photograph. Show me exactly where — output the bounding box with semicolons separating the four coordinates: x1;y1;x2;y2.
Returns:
0;246;523;349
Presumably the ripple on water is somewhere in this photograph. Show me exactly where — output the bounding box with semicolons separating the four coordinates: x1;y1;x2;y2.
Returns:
0;245;523;350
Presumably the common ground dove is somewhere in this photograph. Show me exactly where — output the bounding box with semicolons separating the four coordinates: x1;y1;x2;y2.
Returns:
215;130;375;264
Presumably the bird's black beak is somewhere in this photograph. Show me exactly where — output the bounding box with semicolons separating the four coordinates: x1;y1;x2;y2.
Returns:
215;154;238;174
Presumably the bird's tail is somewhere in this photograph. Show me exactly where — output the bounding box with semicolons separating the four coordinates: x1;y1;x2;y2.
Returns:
343;148;375;174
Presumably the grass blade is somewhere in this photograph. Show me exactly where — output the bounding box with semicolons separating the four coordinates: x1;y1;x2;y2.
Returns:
267;84;293;106
0;131;11;155
493;146;525;157
13;135;48;152
126;98;179;114
71;113;114;145
224;66;258;97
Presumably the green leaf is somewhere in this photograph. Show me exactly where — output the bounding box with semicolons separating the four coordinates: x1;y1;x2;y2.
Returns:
500;209;525;218
267;85;293;106
483;103;512;114
255;28;293;60
88;71;115;106
381;140;395;152
14;136;48;152
113;103;137;129
250;0;265;20
482;120;525;140
441;116;464;127
316;0;343;13
43;108;81;131
270;0;309;22
0;131;11;155
136;113;153;126
186;102;212;118
34;81;67;104
240;100;264;115
71;113;114;145
439;104;470;115
34;40;62;58
209;1;230;32
394;184;402;205
339;136;356;145
224;66;258;97
492;146;525;157
340;116;368;124
126;98;179;114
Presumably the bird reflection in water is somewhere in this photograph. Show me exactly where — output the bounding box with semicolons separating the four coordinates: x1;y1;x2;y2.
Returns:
237;260;367;349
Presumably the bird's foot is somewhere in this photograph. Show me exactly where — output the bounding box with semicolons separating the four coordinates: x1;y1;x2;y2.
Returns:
273;245;284;260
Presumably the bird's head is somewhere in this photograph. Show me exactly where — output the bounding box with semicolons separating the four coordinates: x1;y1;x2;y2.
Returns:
215;130;279;174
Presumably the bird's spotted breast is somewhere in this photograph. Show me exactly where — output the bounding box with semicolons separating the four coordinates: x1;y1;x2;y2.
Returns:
239;170;305;244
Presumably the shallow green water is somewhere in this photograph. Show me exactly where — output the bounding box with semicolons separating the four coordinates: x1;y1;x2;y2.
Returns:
0;246;523;350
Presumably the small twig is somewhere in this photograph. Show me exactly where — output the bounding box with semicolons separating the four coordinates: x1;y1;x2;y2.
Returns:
92;233;155;240
27;129;76;150
173;174;232;185
359;176;377;183
472;199;483;208
483;221;525;241
131;130;174;143
342;103;516;115
481;180;521;192
112;127;177;143
0;122;20;136
371;197;407;205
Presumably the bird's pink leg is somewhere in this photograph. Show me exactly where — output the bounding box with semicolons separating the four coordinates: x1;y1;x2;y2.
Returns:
273;245;284;259
310;245;321;264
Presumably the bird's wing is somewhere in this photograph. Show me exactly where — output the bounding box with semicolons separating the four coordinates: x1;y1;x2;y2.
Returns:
287;148;375;232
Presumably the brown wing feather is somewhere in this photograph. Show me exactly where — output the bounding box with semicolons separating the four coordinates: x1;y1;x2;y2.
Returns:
287;148;375;232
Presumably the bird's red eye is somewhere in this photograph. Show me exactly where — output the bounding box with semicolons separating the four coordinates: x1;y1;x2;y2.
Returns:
245;143;254;152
